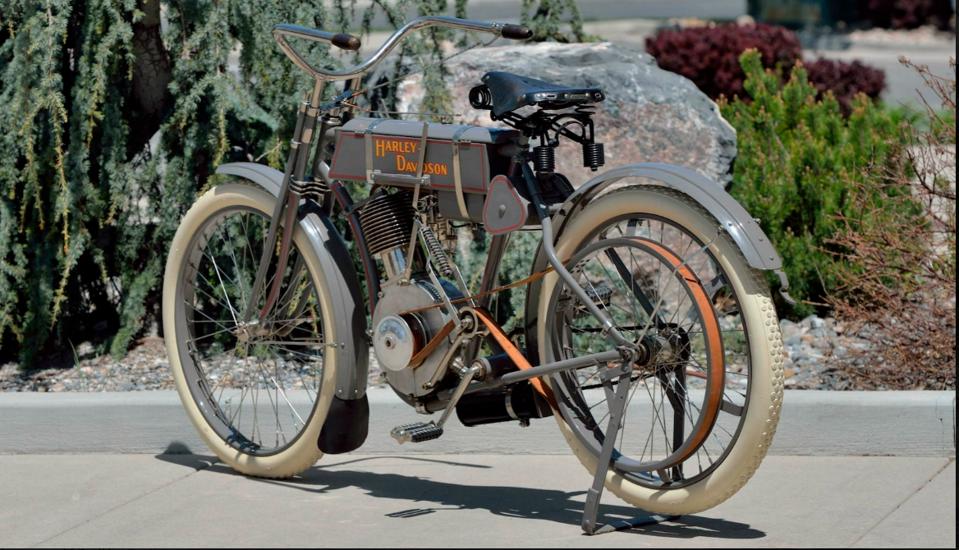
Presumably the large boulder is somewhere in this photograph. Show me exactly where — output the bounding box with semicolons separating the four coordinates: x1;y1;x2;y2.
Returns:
397;41;737;187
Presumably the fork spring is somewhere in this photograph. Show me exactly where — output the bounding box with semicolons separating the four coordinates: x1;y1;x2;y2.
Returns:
290;178;330;200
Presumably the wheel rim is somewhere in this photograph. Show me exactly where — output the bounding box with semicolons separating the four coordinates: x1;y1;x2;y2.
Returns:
546;215;753;490
173;206;327;456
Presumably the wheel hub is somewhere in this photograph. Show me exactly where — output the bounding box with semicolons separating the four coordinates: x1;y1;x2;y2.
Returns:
633;326;690;375
234;320;274;343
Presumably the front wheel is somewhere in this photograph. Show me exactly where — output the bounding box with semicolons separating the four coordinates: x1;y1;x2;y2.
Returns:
162;183;339;478
537;186;785;515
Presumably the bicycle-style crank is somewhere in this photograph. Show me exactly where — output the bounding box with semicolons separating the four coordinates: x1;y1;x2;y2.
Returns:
390;309;487;444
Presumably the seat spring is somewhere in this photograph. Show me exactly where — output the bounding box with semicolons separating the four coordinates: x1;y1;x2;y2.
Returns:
582;142;605;171
533;145;555;173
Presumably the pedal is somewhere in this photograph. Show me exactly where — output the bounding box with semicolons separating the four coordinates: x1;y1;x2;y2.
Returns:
391;359;480;445
390;421;444;444
562;283;613;317
586;283;613;304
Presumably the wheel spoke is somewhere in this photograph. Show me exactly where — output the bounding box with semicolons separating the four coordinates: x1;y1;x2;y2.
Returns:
546;215;756;491
175;205;326;457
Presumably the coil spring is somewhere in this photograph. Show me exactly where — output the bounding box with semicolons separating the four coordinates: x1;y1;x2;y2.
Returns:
290;178;330;200
358;191;415;255
533;145;555;173
420;224;453;277
468;85;493;110
582;142;605;171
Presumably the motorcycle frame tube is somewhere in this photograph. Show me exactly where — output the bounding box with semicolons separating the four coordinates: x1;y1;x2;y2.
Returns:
518;162;633;349
311;154;637;398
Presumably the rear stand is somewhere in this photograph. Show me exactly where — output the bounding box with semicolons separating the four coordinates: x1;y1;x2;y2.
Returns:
580;363;680;535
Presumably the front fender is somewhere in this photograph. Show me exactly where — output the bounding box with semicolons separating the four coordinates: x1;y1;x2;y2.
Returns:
215;162;369;402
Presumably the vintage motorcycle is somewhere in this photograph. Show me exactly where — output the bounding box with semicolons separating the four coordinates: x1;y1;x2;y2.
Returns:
162;16;791;534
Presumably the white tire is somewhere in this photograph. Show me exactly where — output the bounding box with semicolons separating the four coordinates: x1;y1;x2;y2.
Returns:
163;183;338;478
537;187;785;515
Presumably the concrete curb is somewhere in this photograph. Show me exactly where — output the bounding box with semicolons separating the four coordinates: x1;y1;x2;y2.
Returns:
0;389;954;456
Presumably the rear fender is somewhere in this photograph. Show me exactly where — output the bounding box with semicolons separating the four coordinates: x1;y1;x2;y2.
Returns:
555;163;783;270
523;162;790;364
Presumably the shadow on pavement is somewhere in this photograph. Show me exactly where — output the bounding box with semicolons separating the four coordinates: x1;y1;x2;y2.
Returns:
155;451;765;540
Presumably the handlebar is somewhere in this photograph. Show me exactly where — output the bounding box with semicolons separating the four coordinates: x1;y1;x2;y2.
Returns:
272;16;532;82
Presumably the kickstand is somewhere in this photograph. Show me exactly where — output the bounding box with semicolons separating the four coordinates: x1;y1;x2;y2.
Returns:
581;362;680;535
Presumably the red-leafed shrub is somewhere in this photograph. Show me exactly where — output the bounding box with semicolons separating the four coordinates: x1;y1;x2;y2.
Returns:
804;58;887;112
645;23;802;100
646;23;887;111
858;0;955;30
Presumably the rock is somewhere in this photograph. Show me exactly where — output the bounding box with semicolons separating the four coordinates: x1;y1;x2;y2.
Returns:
807;315;826;330
784;334;803;347
396;41;737;186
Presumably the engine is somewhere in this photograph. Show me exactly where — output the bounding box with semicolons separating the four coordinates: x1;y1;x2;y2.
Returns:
358;188;552;427
360;190;460;400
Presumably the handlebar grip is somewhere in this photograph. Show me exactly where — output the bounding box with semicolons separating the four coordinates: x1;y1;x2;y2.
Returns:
500;24;533;40
331;33;362;51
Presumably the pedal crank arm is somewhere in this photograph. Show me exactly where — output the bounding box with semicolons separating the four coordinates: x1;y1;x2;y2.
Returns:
436;362;482;428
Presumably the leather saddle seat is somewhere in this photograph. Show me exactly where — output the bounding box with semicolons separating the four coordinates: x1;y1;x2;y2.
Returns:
480;71;605;118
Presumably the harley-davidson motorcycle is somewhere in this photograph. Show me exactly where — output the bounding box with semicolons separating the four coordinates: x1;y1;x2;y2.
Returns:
162;16;791;534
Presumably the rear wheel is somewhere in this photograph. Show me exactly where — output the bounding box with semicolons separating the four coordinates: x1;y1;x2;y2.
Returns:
162;183;338;478
537;187;784;515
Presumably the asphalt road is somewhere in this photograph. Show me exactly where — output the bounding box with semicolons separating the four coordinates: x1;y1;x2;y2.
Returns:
2;454;954;547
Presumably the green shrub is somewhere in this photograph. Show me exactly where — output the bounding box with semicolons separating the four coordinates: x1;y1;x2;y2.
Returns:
721;50;917;316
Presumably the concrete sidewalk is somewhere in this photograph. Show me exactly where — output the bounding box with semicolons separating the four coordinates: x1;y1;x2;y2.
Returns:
1;454;954;547
1;389;954;456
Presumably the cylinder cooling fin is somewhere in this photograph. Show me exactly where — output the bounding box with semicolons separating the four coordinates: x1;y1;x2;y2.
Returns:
358;191;415;255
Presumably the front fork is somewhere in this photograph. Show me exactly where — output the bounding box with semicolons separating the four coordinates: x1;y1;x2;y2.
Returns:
242;80;327;325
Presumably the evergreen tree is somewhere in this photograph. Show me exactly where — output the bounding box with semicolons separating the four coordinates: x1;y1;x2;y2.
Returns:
0;0;587;367
0;0;459;366
520;0;589;42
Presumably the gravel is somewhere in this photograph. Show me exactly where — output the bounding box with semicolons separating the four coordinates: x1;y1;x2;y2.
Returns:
0;316;894;392
780;315;870;390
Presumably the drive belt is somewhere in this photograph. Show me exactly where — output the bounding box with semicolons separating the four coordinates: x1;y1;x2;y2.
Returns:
474;308;557;407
